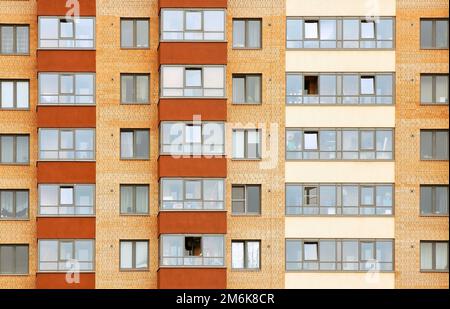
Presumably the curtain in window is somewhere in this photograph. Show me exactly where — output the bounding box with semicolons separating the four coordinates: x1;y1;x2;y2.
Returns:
120;186;133;213
247;21;261;48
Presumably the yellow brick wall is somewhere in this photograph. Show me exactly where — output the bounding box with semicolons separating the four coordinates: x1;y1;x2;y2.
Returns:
0;0;37;289
395;0;449;289
94;0;159;289
226;0;286;289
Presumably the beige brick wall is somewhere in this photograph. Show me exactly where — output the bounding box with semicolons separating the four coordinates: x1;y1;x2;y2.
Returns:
0;0;37;289
94;0;159;289
226;0;286;289
395;0;449;289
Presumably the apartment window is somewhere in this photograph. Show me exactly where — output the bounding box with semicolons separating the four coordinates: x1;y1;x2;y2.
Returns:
286;239;393;271
120;240;148;270
38;240;94;271
0;25;29;54
161;122;225;155
286;73;394;105
160;235;224;267
39;185;94;216
161;178;224;210
421;74;448;104
0;190;28;219
420;185;449;216
286;17;394;49
161;65;225;97
233;19;262;49
232;74;262;104
0;80;29;109
0;135;29;164
232;240;260;269
420;130;449;160
39;129;95;161
286;184;393;216
120;129;149;159
232;185;261;215
286;128;393;160
39;17;95;49
232;129;261;159
121;74;149;104
121;19;149;48
421;241;449;271
120;185;149;214
0;245;28;274
420;19;449;49
39;73;95;105
161;9;225;41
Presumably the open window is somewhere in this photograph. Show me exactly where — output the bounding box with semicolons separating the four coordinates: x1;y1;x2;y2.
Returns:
303;242;319;261
360;76;375;95
304;20;319;39
184;236;202;257
361;20;375;39
304;76;318;95
303;131;319;150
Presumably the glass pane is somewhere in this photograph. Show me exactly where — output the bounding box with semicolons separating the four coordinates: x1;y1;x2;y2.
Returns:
377;19;393;40
203;180;224;201
75;185;94;207
420;20;433;48
287;75;302;96
304;132;318;150
15;191;28;218
319;75;336;95
186;11;202;31
376;241;393;263
247;186;261;214
203;236;224;258
40;18;58;40
75;240;92;263
162;10;183;31
162;179;183;202
136;75;149;103
247;130;260;159
120;241;133;269
136;20;149;47
60;187;74;205
233;77;245;103
376;131;393;152
287;19;301;41
247;20;261;48
75;130;94;151
421;76;433;103
420;131;433;159
436;20;449;48
1;136;14;163
435;187;449;215
75;18;93;39
232;131;245;158
286;240;302;262
120;186;133;213
185;181;201;200
121;75;134;103
420;186;433;214
204;11;224;32
60;21;74;38
343;19;359;40
121;131;133;158
232;242;244;268
0;246;14;273
342;241;359;270
420;242;433;270
135;186;148;213
246;242;260;268
1;26;13;53
0;192;13;218
376;75;393;95
1;82;13;108
60;130;74;149
361;187;374;205
304;21;318;39
39;240;58;262
320;186;336;207
342;186;358;207
76;75;94;96
361;77;375;95
435;242;449;270
320;131;336;151
286;185;302;207
60;241;73;261
39;185;59;206
40;74;59;95
320;20;336;40
135;242;148;269
343;75;359;95
361;242;374;260
16;136;29;163
185;69;202;87
247;75;261;103
436;131;449;159
320;241;336;262
304;243;318;260
361;131;374;150
16;81;29;108
233;20;245;48
435;75;448;103
15;246;28;274
361;21;375;39
162;236;183;258
343;131;358;151
376;186;392;207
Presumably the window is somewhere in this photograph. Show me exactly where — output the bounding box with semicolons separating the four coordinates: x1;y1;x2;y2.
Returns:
233;19;261;49
39;73;95;105
232;74;262;104
120;240;148;270
421;19;449;49
121;74;149;104
286;73;394;105
161;9;225;41
232;185;261;215
161;65;225;98
0;25;29;54
160;235;224;266
120;185;149;214
120;129;149;159
286;17;394;49
39;129;95;161
286;128;393;160
420;130;449;160
161;178;224;210
232;240;260;269
39;17;94;49
286;184;393;216
38;240;94;271
421;74;448;104
121;19;149;48
0;190;28;219
286;239;393;271
0;80;29;109
0;245;28;274
232;129;261;159
421;241;449;271
161;122;224;155
39;185;94;216
0;135;29;164
420;185;449;216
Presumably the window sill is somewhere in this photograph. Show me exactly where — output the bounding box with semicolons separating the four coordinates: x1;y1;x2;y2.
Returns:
419;214;449;217
120;102;150;105
119;269;149;272
231;214;262;217
420;103;449;106
120;47;150;50
285;214;394;218
0;273;30;276
232;48;263;51
160;96;226;100
231;158;262;161
0;218;30;221
232;102;262;105
420;159;449;162
285;159;395;162
37;271;95;274
285;270;395;273
420;270;449;273
286;48;395;51
38;104;96;107
158;266;226;269
120;158;150;161
160;40;227;43
36;215;96;218
37;160;96;162
159;209;226;212
0;108;30;111
419;48;449;50
37;48;96;51
119;213;150;217
231;268;261;272
0;163;30;166
286;103;395;107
